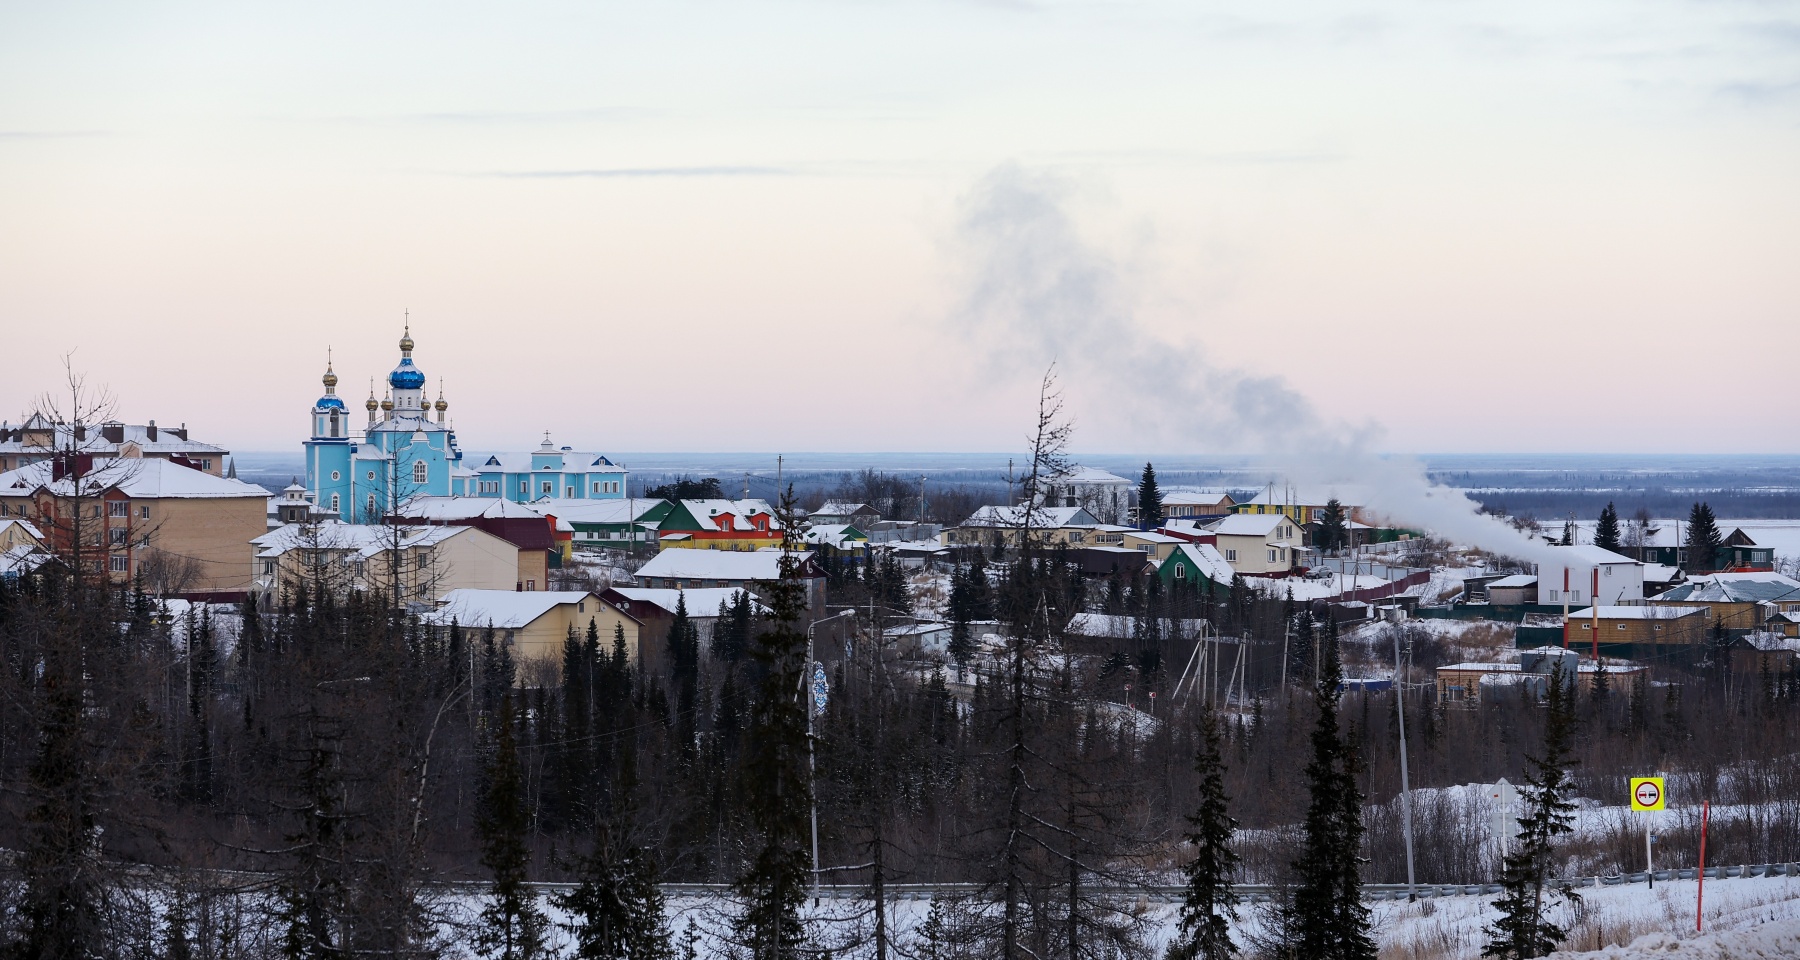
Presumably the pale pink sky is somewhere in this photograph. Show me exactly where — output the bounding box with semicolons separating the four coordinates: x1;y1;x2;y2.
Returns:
2;2;1796;455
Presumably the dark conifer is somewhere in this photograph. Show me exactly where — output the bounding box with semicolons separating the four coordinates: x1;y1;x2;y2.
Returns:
1167;707;1239;960
1317;499;1349;553
1684;502;1722;572
475;694;548;959
1593;502;1622;553
731;488;814;960
1138;463;1164;529
1484;666;1581;959
1283;631;1374;960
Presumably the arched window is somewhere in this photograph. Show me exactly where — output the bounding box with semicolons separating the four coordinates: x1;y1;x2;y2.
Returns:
329;412;340;438
330;493;340;512
368;493;377;517
413;460;428;484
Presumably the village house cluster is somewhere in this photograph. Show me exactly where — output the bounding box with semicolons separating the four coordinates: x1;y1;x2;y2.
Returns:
3;328;1795;690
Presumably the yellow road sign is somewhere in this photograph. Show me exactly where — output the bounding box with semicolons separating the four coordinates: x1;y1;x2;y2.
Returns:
1631;777;1666;812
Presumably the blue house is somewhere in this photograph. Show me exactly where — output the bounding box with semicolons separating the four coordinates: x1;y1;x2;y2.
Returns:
454;438;628;503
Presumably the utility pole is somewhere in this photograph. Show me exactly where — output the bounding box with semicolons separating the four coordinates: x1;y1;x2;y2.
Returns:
1006;458;1015;507
1395;630;1417;901
918;474;927;524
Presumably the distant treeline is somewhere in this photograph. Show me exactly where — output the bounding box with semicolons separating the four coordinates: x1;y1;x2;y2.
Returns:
1464;489;1800;522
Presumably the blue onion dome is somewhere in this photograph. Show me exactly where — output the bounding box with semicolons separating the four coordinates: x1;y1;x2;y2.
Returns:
389;358;426;390
315;395;347;411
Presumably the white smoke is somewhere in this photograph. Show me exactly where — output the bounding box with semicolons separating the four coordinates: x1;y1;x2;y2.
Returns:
952;163;1559;566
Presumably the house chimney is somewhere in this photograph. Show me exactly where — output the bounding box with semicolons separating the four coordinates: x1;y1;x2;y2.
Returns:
146;420;158;442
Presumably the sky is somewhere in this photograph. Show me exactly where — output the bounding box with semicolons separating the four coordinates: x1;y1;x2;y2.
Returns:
1;1;1796;457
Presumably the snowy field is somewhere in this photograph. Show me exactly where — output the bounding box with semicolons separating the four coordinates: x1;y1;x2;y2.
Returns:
448;872;1800;959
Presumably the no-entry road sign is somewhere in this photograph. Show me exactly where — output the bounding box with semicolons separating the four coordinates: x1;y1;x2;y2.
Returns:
1631;777;1665;812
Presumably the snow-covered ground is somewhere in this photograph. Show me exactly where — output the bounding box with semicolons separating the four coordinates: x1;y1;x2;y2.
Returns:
449;872;1800;959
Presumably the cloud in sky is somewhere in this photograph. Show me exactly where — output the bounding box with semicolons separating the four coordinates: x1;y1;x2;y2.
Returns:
0;0;1795;454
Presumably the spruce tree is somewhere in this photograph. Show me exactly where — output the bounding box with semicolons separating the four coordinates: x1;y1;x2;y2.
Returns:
1593;502;1622;554
1317;499;1349;554
1684;502;1722;572
1138;463;1164;529
1282;631;1374;960
947;563;974;664
732;489;814;960
557;746;672;960
1167;707;1239;960
1484;665;1580;959
475;693;548;959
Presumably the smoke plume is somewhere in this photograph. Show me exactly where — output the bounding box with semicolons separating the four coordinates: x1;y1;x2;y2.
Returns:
952;163;1558;565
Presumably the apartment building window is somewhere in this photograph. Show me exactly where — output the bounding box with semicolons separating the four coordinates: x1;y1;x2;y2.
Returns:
263;560;275;576
109;501;129;517
525;579;536;591
109;555;128;573
109;528;128;546
139;505;150;519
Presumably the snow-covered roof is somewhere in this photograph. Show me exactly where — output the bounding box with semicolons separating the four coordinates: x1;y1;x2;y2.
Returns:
1125;530;1183;544
1570;605;1708;620
0;458;268;500
253;520;484;560
1170;543;1235;584
424;589;598;629
0;420;227;457
1238;485;1371;508
607;587;768;617
1655;572;1800;605
1642;563;1684;584
1066;613;1209;637
801;524;867;548
962;505;1097;528
522;498;664;525
675;499;782;532
1736;632;1800;653
395;496;548;521
1161;490;1233;506
1052;466;1131;485
635;548;814;582
812;501;875;517
0;518;45;541
1539;544;1639;566
1488;575;1538;588
0;543;53;577
1209;514;1293;537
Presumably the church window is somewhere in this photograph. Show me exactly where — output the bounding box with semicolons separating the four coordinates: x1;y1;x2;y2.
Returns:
367;471;375;480
368;493;377;516
593;481;601;494
329;412;340;437
413;460;428;484
331;471;340;481
330;493;340;512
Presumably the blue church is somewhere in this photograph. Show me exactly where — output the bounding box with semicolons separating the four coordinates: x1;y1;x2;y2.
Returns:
304;326;627;523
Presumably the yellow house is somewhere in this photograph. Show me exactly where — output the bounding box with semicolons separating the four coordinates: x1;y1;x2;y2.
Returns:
0;518;44;553
251;520;523;605
425;589;642;669
943;505;1100;548
1231;486;1371;525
